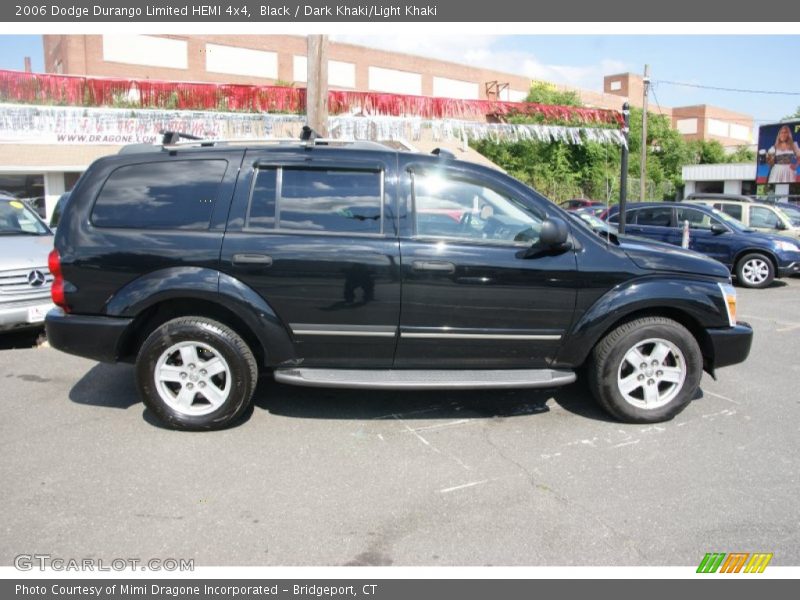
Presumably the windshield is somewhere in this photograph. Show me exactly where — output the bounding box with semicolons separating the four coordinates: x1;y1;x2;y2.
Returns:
775;204;800;228
0;199;51;235
709;207;748;232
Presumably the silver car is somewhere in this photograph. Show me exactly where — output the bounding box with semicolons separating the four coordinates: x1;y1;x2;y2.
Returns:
0;195;55;332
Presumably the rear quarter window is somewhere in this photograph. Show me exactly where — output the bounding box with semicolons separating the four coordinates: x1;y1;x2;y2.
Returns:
91;160;228;229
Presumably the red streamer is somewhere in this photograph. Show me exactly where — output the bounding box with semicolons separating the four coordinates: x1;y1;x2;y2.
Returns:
0;69;622;127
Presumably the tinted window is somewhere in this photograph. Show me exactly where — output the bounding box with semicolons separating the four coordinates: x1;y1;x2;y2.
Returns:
676;207;716;230
413;173;542;244
92;160;227;229
278;169;382;234
631;207;673;227
750;206;781;229
714;203;743;221
247;168;277;229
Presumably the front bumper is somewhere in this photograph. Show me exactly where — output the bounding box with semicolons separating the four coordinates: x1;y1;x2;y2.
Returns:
0;298;54;331
45;308;132;362
777;261;800;277
707;322;753;371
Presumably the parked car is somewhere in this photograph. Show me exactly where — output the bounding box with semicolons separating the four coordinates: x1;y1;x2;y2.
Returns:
568;209;617;237
558;198;604;211
606;202;800;288
682;196;800;240
46;134;752;430
574;205;608;218
0;195;55;332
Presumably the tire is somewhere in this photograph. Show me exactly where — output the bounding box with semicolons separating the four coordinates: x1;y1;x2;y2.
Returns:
735;253;775;289
587;317;703;423
135;317;258;431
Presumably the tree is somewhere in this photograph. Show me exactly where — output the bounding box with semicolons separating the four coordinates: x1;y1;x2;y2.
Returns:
525;82;582;107
783;106;800;120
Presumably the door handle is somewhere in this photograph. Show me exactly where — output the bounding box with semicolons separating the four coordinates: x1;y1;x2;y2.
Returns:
412;260;456;273
232;253;273;266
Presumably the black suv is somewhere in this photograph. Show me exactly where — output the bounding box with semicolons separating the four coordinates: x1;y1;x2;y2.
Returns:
46;134;753;430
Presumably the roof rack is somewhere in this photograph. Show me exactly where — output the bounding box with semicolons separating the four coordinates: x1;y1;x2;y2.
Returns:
119;129;398;154
431;148;456;160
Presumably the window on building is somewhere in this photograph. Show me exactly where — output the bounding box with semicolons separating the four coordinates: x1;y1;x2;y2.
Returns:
92;160;227;229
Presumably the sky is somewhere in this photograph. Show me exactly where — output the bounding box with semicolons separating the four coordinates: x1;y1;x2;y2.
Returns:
1;34;798;124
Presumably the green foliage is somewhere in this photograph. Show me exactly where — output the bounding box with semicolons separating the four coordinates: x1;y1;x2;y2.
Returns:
525;82;582;107
783;106;800;120
473;89;758;203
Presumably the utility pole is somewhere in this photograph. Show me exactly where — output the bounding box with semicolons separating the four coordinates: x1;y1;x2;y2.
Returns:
618;102;630;235
640;64;650;201
306;35;328;136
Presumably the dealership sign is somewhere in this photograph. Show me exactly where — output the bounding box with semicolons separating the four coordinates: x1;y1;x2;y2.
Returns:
0;103;305;145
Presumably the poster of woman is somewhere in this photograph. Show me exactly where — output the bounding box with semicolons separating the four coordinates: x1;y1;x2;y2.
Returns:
756;122;800;184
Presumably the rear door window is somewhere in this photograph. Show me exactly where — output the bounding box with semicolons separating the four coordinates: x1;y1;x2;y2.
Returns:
630;206;673;227
714;203;743;221
246;167;383;235
92;160;227;229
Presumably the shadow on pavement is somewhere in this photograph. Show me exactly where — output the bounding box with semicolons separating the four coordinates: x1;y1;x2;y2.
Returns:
68;364;713;428
68;362;139;410
251;375;615;423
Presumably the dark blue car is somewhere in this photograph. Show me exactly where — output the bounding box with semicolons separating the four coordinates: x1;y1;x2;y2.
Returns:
607;202;800;288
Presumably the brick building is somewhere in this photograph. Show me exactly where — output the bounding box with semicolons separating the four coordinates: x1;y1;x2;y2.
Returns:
0;35;757;218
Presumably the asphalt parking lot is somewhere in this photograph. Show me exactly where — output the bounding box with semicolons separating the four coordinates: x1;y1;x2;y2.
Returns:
1;277;798;568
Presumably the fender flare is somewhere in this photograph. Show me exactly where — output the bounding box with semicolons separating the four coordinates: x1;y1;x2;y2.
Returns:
556;276;729;367
104;266;296;366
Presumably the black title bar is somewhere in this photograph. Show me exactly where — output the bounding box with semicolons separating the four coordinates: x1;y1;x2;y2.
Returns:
1;0;792;22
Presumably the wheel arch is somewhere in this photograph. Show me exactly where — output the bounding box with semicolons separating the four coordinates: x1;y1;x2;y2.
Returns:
556;277;728;375
106;267;296;367
732;248;779;273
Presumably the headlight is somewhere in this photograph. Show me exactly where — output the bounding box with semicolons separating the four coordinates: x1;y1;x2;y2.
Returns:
718;282;737;327
775;239;800;252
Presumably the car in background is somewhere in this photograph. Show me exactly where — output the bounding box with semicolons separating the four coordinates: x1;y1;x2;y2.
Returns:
0;195;55;332
559;198;604;211
568;209;617;237
683;196;800;240
606;202;800;288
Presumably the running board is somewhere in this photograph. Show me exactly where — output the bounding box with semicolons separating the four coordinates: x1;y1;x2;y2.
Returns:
273;368;576;390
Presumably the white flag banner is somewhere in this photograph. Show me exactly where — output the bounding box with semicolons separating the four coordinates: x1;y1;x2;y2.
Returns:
0;103;625;147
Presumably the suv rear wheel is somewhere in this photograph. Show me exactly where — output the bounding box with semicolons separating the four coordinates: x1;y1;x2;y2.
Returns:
135;317;258;430
735;253;774;289
588;317;702;423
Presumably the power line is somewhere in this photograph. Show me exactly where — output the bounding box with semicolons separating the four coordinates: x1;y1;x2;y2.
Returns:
655;79;800;96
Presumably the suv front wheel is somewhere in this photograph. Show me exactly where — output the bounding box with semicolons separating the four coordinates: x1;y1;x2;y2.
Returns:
588;317;703;423
135;317;258;430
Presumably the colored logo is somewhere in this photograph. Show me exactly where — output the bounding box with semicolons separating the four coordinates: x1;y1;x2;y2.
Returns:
697;552;773;573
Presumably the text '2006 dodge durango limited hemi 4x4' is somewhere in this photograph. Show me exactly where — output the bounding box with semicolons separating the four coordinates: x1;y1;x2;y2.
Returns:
46;133;753;430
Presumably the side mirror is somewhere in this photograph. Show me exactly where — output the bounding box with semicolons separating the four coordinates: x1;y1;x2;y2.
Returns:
540;217;570;247
776;221;787;230
710;223;728;235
